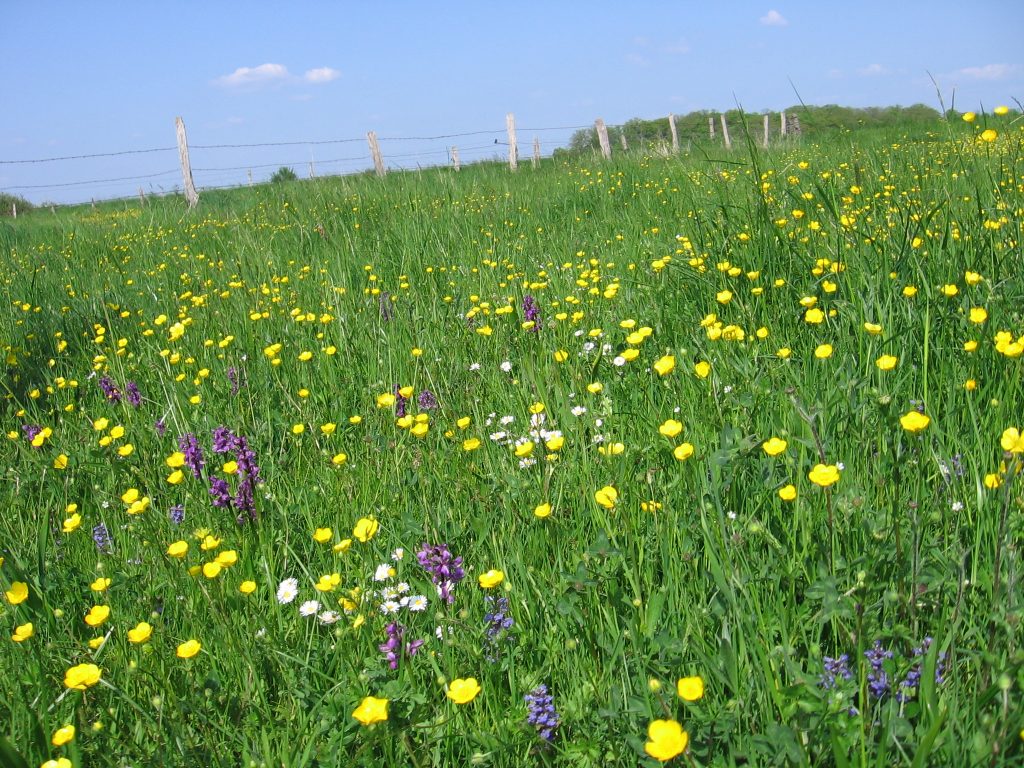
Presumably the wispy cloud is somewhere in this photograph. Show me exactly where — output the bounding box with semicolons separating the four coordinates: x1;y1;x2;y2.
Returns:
215;63;290;88
955;63;1017;81
759;9;788;26
662;39;690;55
215;63;341;89
304;67;341;84
857;63;888;76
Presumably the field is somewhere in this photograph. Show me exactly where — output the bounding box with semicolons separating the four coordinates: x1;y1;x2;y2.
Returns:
1;113;1023;767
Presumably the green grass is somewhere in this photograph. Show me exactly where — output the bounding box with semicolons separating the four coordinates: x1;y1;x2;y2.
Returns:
1;114;1023;767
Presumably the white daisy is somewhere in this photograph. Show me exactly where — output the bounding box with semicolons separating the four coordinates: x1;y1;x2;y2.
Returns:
299;600;321;617
276;577;299;604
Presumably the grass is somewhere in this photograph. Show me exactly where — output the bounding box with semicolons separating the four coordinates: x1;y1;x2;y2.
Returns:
1;112;1022;767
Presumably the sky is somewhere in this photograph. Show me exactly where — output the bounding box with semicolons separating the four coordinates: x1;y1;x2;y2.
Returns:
2;1;1021;204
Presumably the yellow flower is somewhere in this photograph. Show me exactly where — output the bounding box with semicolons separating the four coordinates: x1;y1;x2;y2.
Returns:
51;724;76;746
53;454;69;470
694;361;711;378
353;518;379;543
166;451;186;468
478;569;504;589
176;639;201;659
534;502;552;519
239;580;257;595
64;663;102;690
1000;428;1024;454
676;676;704;701
876;355;898;371
985;473;1002;490
808;464;840;488
778;484;797;501
673;443;694;461
462;438;481;452
994;105;1009;116
814;344;833;359
554;349;568;362
941;284;959;297
62;513;82;533
352;695;389;725
962;111;976;123
644;719;689;762
313;527;332;544
376;393;396;408
969;307;988;324
84;605;110;627
545;435;564;451
446;677;481;704
659;420;683;438
586;382;603;394
762;437;787;456
804;308;824;324
899;411;930;433
6;581;29;605
653;355;675;376
121;488;139;504
776;348;792;359
12;622;33;642
902;285;918;297
863;322;882;335
41;759;72;768
90;577;111;592
332;452;348;466
980;129;997;142
127;622;153;644
202;562;222;579
514;441;535;458
594;486;618;509
716;290;733;304
166;539;189;558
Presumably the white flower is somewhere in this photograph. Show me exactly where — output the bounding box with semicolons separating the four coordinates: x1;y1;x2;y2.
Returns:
276;577;299;604
500;361;513;373
570;406;587;417
602;343;613;354
380;600;401;615
613;355;626;366
518;457;537;469
396;581;410;594
374;563;394;582
951;500;964;512
408;595;428;612
380;586;399;601
499;415;515;425
318;610;340;625
299;600;321;617
574;329;585;337
391;548;405;561
582;342;596;353
595;418;603;427
489;430;508;442
469;363;481;371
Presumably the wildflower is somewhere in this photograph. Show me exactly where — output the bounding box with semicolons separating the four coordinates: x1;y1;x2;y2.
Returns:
313;527;332;544
51;725;75;746
659;419;683;438
676;676;704;701
299;600;321;617
417;543;465;603
277;578;299;604
778;484;797;501
239;581;257;595
808;464;840;488
819;654;852;690
814;344;833;359
378;622;425;669
594;485;618;509
864;640;893;699
761;437;787;456
673;443;694;461
167;540;188;558
64;663;102;690
92;523;113;554
176;639;201;659
900;411;931;433
128;622;153;644
653;355;675;376
478;569;504;589
483;596;515;660
446;677;481;704
1000;427;1024;453
41;759;72;768
353;518;379;543
876;354;897;371
524;684;560;741
352;696;389;725
6;581;29;605
644;719;689;762
12;622;33;642
534;502;552;519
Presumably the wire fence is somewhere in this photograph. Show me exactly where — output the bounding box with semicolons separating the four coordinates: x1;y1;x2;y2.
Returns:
0;120;601;207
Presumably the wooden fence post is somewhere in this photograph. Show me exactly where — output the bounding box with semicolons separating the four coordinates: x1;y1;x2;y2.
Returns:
138;187;145;207
368;131;385;177
780;111;787;137
595;118;611;159
309;161;316;178
720;114;732;149
175;116;199;208
532;137;540;169
709;116;715;139
668;113;679;153
620;132;628;151
451;146;460;171
763;114;770;148
247;169;253;187
506;113;518;171
11;202;15;218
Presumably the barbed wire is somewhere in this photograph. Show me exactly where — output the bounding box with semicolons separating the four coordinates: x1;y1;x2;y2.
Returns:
2;169;180;190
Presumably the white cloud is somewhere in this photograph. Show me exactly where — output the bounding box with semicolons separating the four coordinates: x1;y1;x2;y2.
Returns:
857;63;888;76
625;53;651;68
759;9;788;26
304;67;341;83
662;39;691;55
215;63;290;88
955;63;1016;81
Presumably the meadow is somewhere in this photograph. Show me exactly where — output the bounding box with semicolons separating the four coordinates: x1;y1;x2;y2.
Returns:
1;111;1022;767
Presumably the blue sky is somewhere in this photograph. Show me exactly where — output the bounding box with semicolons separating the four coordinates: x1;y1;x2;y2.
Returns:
2;1;1021;204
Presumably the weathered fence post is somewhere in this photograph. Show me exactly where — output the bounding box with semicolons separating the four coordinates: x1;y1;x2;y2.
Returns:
138;187;145;207
720;114;732;149
620;132;628;151
451;146;460;171
506;113;518;171
780;111;787;137
175;116;199;208
668;113;679;153
709;116;715;139
11;202;15;218
532;137;540;169
247;169;253;187
367;131;385;177
309;161;316;178
763;114;770;148
595;118;611;159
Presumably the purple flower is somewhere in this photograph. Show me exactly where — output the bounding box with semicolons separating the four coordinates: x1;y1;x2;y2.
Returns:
417;389;438;411
155;419;167;437
227;366;242;396
865;640;894;700
125;381;142;407
22;424;43;444
820;654;852;690
379;291;393;321
483;596;514;661
98;376;122;404
209;477;232;508
416;543;465;604
378;622;424;670
522;294;542;331
394;385;408;419
898;637;948;702
92;523;113;554
212;426;236;454
524;684;559;742
169;504;185;525
178;433;205;479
